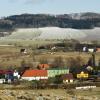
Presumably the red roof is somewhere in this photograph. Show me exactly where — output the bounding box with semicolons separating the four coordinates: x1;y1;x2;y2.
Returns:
38;64;49;69
22;70;47;77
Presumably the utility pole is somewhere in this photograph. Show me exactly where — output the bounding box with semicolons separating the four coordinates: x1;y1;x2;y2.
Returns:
92;52;95;67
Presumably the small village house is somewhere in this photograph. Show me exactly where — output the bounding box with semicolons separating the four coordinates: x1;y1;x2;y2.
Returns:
0;70;14;83
20;48;27;54
0;70;5;83
62;73;74;83
77;71;89;79
21;70;48;81
13;70;20;79
37;64;50;70
5;70;14;83
47;68;69;77
96;48;100;53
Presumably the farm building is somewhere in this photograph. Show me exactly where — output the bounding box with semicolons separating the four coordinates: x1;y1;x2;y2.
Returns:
62;73;74;83
47;68;69;77
21;70;48;81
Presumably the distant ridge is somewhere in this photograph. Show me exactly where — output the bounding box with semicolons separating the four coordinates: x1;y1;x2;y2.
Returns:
0;12;100;31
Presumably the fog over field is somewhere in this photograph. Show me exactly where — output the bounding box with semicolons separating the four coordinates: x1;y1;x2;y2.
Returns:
0;27;100;41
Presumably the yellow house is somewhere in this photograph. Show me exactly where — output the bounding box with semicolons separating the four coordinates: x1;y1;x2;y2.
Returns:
77;71;88;78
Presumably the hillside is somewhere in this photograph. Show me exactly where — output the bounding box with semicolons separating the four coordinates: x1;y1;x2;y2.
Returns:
0;27;100;41
0;12;100;31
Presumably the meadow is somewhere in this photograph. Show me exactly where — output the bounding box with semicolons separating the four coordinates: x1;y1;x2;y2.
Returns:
0;44;99;69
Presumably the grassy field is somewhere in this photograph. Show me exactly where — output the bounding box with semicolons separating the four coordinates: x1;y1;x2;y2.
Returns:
0;88;99;100
0;41;99;100
0;39;60;47
0;45;100;69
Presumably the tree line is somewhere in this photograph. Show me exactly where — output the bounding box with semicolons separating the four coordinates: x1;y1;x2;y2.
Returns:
0;12;100;31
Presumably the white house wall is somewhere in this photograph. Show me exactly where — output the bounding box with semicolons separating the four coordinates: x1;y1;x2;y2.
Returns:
21;76;48;81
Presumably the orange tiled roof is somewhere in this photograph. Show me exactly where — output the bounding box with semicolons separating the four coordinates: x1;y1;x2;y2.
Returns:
38;64;49;69
22;70;47;77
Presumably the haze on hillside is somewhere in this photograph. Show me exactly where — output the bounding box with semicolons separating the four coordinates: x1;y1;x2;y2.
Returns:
0;27;100;42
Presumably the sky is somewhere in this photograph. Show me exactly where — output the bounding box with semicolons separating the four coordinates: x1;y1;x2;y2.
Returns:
0;0;100;17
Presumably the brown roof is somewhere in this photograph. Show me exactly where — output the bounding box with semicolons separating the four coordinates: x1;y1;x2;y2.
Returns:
62;74;73;80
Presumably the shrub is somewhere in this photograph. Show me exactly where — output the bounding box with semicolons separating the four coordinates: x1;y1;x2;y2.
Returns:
66;56;85;68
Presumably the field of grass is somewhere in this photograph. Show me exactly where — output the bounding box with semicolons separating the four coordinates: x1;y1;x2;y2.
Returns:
0;45;100;69
0;39;60;47
74;87;100;98
0;42;99;100
0;88;99;100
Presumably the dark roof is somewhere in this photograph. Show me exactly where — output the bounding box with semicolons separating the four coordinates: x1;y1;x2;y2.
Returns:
62;73;73;80
48;68;68;70
0;70;13;74
71;66;88;74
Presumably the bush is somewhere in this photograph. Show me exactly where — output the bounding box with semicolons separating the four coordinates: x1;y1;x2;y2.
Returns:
66;56;85;67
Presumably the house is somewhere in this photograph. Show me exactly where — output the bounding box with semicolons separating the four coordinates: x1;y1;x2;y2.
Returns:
83;46;87;52
61;73;74;83
0;70;14;83
88;48;95;53
0;70;5;83
5;70;14;83
21;70;48;81
77;71;89;79
20;48;27;54
0;70;21;83
96;48;100;53
13;70;20;79
37;64;50;70
0;79;5;84
86;66;93;71
47;68;69;77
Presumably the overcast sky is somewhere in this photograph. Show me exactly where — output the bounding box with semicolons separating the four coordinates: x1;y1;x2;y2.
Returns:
0;0;100;17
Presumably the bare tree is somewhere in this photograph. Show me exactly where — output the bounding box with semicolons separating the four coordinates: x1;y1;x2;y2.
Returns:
51;56;64;68
39;58;48;64
66;56;85;68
